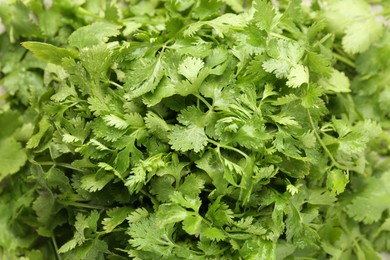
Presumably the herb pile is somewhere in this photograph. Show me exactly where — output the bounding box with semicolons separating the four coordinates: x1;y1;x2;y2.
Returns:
1;0;390;259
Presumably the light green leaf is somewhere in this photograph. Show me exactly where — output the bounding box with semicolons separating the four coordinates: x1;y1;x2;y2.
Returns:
27;117;51;149
22;42;78;65
157;204;189;226
287;65;309;88
169;125;208;153
183;215;202;235
104;114;129;130
102;207;132;232
178;57;204;83
68;22;121;49
201;227;227;241
327;169;349;195
0;137;27;180
342;19;383;54
318;69;351;93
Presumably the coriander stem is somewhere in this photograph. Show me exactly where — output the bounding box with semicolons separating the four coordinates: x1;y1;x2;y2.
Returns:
208;139;248;158
33;161;87;172
194;94;213;110
51;236;62;260
108;80;123;89
306;109;350;171
269;32;292;41
140;189;160;206
59;200;107;209
332;52;356;68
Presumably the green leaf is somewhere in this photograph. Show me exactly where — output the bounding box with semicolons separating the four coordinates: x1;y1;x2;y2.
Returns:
342;19;383;55
327;169;349;195
103;114;129;130
183;215;203;235
157;204;189;226
286;65;309;88
125;57;164;98
205;196;234;227
240;239;276;260
0;137;27;180
68;22;122;49
201;227;227;241
178;57;204;83
169;125;208;153
170;191;202;212
102;207;132;232
58;211;100;253
254;0;277;32
26;117;51;149
318;69;350;93
22;42;78;65
306;51;332;77
346;172;390;224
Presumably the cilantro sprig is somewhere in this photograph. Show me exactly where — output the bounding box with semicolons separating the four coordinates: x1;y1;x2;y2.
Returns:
1;0;390;259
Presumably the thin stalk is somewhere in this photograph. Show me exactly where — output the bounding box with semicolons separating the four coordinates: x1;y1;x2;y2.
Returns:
51;236;62;260
59;200;107;210
269;32;292;41
307;109;350;171
208;139;248;158
140;189;160;206
108;80;123;89
34;161;87;173
195;94;213;110
333;52;356;68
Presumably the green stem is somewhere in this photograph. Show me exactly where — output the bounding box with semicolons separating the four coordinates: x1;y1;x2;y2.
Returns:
333;52;356;68
269;32;292;41
140;189;160;206
77;7;101;19
96;228;127;236
108;80;123;89
338;214;365;258
59;200;107;210
208;139;248;158
306;109;350;171
195;94;213;110
33;161;87;173
51;236;62;260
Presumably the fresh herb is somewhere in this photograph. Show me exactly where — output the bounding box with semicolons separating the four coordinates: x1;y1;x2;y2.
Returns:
1;0;390;259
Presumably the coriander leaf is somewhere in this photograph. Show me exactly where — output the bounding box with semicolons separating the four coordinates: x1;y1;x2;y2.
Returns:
346;172;390;224
127;214;176;256
102;207;132;232
80;171;114;192
254;0;277;32
156;204;189;226
201;227;227;241
168;125;208;153
26;117;51;149
22;42;78;65
0;137;27;180
169;191;202;212
326;169;349;195
318;69;350;93
103;114;129;130
286;64;309;88
342;19;384;54
178;57;204;83
68;22;121;49
205;196;233;227
263;40;304;79
125;57;164;98
306;51;332;77
182;215;203;236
